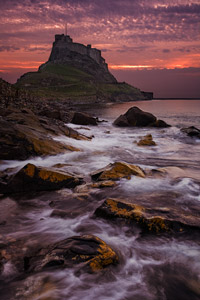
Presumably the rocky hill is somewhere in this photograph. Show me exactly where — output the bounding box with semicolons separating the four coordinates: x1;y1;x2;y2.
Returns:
16;34;153;103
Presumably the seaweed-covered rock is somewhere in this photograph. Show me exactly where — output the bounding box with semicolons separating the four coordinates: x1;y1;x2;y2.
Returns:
113;106;170;128
91;161;145;181
95;198;199;234
24;235;118;273
137;134;156;146
2;163;83;194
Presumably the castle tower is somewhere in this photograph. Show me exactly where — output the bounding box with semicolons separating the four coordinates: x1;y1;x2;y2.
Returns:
65;23;68;35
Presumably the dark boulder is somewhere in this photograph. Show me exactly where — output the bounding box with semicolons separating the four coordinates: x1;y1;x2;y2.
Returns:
113;106;170;128
71;112;98;126
181;126;200;139
2;163;83;194
24;235;118;273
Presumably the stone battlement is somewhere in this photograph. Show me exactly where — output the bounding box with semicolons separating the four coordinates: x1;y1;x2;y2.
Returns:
49;34;106;68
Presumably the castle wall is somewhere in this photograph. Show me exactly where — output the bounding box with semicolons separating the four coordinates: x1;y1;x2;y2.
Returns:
53;35;105;66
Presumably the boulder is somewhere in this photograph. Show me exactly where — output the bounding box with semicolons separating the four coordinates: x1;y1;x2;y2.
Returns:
95;198;199;234
91;161;145;181
137;134;156;146
71;112;98;126
113;106;170;128
152;119;171;128
181;126;200;139
2;163;83;194
0;108;90;160
24;235;118;273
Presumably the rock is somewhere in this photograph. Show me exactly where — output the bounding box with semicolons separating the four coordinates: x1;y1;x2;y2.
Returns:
181;126;200;138
91;180;117;188
2;163;83;194
71;112;98;126
0;108;90;160
95;198;199;234
91;161;145;181
147;166;186;179
137;134;156;146
50;209;78;219
113;106;170;128
151;119;171;128
24;235;118;273
113;114;129;127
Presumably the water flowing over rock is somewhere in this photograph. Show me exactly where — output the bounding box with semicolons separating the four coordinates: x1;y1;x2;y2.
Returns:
137;134;156;146
91;161;145;181
95;198;200;234
0;108;90;160
181;126;200;139
1;163;83;194
113;106;170;127
24;235;118;273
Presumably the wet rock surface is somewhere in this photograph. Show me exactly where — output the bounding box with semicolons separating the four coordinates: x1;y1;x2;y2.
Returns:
0;108;90;160
91;161;145;181
95;198;200;234
24;235;118;273
114;106;170;127
137;134;156;146
181;126;200;138
71;112;98;125
2;163;83;194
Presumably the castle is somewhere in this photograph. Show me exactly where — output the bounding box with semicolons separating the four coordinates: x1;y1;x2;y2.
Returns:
49;34;109;73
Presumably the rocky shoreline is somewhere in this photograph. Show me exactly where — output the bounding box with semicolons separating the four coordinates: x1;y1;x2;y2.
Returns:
0;87;200;299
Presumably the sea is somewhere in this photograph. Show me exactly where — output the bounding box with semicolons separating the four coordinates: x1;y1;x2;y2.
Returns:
0;99;200;300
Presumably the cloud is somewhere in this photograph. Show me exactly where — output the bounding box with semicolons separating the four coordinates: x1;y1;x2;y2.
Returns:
0;45;20;52
163;49;170;53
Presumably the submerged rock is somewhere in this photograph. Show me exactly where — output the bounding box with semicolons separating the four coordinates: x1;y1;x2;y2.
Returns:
71;112;98;126
137;134;156;146
181;126;200;139
91;180;118;188
24;235;118;273
95;198;199;234
91;161;145;181
113;106;170;128
2;163;83;194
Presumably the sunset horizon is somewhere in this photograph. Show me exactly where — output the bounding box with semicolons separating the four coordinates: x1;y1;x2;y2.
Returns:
0;0;200;98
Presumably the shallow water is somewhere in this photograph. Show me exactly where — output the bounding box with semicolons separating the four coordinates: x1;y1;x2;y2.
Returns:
0;100;200;300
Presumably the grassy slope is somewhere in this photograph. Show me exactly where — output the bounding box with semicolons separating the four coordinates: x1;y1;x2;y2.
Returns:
16;63;144;101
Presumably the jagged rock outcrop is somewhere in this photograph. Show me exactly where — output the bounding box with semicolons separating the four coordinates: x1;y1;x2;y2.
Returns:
16;35;153;102
0;107;90;160
47;34;116;83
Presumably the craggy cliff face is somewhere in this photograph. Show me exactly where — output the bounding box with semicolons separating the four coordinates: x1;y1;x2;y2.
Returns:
47;34;117;83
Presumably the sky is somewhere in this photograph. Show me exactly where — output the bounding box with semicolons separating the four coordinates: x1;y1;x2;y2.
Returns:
0;0;200;98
